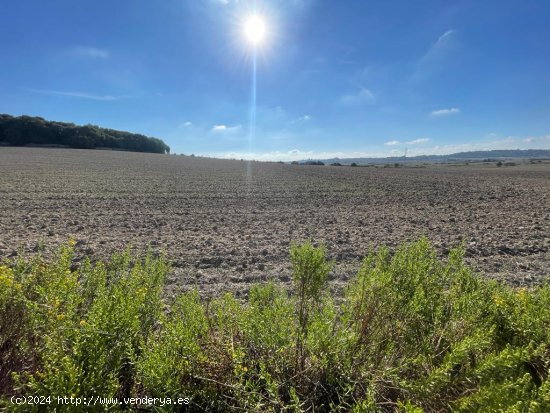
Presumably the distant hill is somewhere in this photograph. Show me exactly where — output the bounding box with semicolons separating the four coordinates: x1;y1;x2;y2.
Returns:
0;114;170;154
303;149;550;165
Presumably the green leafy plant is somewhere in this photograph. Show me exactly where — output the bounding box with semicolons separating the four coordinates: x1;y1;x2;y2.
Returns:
290;241;332;373
1;239;550;412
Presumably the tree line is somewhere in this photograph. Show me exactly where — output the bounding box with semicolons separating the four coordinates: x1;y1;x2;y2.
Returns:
0;114;170;154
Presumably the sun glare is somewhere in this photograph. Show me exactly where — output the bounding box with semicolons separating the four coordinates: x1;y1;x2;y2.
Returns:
244;15;266;46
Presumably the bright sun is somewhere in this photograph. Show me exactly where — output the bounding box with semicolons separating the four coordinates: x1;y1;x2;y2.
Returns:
244;15;266;46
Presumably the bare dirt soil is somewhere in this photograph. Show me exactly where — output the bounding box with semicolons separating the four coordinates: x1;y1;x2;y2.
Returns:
0;147;548;296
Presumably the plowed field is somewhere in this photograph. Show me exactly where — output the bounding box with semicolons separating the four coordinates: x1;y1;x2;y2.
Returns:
1;147;548;296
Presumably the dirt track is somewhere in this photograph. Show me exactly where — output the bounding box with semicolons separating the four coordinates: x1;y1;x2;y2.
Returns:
0;147;548;296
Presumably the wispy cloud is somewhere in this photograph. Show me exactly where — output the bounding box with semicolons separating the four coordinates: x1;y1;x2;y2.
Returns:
413;30;457;81
405;135;550;156
292;114;312;124
73;46;109;59
183;121;193;127
339;87;375;106
424;30;456;60
436;30;455;45
522;135;550;144
209;134;550;162
384;140;400;146
407;138;430;145
211;124;242;133
430;107;460;117
24;88;126;101
213;149;377;162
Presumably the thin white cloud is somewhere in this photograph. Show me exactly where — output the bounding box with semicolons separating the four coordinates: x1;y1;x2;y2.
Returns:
430;108;460;117
211;124;242;133
522;135;550;144
73;46;109;59
406;135;550;156
213;149;376;162
184;121;193;127
384;140;400;146
436;30;455;44
340;87;375;106
206;133;550;162
413;29;457;81
24;88;125;101
426;30;456;59
407;138;430;145
292;114;312;124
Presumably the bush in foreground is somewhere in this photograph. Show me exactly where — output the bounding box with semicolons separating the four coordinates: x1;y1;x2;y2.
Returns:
1;239;549;412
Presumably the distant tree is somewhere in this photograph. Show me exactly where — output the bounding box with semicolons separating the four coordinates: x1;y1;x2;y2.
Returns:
291;161;299;165
0;114;170;154
330;162;342;166
350;162;358;167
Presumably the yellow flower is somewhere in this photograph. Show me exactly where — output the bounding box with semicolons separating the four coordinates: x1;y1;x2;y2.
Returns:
0;277;12;288
57;313;65;321
79;320;87;326
516;288;528;302
493;295;505;307
0;266;14;288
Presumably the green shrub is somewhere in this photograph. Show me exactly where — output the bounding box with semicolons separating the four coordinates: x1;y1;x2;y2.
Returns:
2;244;168;412
137;290;213;408
290;241;332;372
1;239;550;412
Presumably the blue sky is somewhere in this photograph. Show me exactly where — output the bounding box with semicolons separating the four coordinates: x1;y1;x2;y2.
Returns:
1;0;549;160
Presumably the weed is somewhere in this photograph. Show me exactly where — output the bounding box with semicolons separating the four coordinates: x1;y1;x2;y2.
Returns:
1;239;549;412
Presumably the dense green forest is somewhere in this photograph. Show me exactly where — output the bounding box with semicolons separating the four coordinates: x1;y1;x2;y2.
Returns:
0;114;170;154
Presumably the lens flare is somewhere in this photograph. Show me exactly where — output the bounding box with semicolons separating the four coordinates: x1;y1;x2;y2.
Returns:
244;15;266;45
